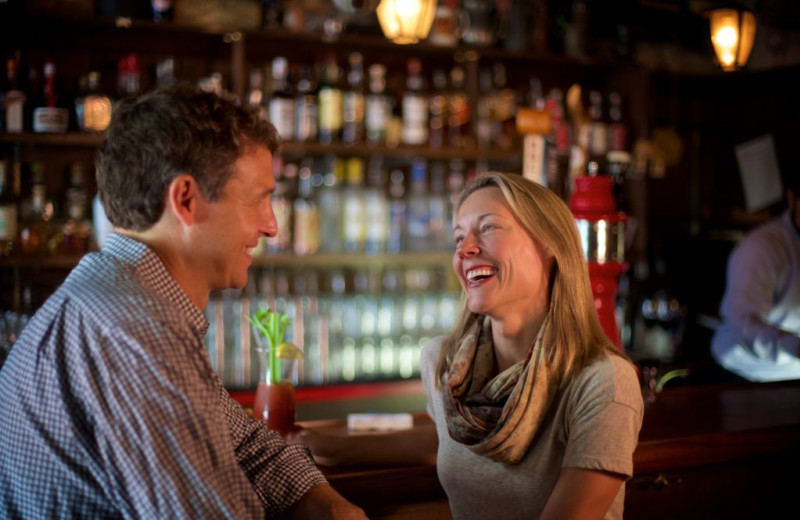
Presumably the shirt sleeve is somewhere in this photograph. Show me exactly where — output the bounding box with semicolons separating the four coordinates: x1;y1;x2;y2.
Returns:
217;379;327;516
562;356;644;479
721;232;796;359
83;316;266;519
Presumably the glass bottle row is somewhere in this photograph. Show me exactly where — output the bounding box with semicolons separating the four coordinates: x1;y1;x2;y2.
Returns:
206;265;459;389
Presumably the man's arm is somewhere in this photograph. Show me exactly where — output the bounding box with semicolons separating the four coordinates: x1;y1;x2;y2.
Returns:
287;483;369;520
723;235;799;359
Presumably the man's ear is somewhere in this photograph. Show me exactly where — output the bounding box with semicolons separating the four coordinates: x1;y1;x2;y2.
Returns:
166;174;200;226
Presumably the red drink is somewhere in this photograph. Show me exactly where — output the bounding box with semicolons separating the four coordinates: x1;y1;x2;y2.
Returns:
253;381;296;436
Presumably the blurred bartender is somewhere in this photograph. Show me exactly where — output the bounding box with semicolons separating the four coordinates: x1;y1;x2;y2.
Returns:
712;171;800;382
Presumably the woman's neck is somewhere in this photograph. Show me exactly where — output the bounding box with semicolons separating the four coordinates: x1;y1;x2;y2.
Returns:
491;313;545;373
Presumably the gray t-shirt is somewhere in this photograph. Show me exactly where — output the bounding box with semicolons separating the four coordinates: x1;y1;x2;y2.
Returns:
421;336;643;520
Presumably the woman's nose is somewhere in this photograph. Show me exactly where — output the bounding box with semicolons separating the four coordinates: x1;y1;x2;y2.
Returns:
456;235;479;257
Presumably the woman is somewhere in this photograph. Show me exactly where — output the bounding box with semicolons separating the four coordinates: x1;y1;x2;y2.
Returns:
297;172;644;520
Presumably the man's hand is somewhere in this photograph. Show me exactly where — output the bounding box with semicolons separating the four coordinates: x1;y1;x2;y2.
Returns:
288;483;368;520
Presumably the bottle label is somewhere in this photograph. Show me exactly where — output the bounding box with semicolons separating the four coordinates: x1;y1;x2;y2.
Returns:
342;196;365;251
364;96;389;141
295;101;318;142
589;123;608;156
293;201;319;255
269;98;296;141
83;95;113;132
402;95;429;145
4;91;25;133
266;196;292;253
33;107;69;133
0;204;18;241
319;88;343;132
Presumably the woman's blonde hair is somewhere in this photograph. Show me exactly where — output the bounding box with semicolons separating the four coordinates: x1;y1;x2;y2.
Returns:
436;171;624;389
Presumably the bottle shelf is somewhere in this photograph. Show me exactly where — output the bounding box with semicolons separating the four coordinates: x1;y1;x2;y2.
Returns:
0;254;87;269
0;12;618;70
0;132;104;148
0;251;453;270
0;132;522;163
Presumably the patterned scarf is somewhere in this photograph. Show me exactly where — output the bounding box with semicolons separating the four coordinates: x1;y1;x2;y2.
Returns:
442;314;555;464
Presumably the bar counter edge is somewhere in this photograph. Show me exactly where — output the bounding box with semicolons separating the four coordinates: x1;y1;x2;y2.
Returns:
294;379;800;520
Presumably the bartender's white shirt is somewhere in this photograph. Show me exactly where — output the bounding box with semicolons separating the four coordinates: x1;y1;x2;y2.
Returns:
712;211;800;381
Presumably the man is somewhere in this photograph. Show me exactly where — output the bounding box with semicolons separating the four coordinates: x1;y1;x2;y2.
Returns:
711;172;800;382
0;84;367;519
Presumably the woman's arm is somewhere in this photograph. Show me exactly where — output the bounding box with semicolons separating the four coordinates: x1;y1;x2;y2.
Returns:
291;423;438;467
539;467;625;520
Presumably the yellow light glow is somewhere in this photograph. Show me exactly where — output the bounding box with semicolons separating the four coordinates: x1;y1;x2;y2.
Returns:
710;8;756;71
376;0;437;44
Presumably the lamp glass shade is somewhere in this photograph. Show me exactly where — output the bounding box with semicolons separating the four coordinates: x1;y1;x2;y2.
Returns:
710;8;756;71
376;0;438;44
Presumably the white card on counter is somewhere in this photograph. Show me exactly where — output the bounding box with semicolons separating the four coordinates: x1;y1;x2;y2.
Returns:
347;413;414;432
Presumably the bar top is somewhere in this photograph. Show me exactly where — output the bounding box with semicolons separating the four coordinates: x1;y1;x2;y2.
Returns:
298;379;800;517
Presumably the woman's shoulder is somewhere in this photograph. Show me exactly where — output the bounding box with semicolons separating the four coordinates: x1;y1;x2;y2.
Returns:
421;335;447;367
571;352;643;409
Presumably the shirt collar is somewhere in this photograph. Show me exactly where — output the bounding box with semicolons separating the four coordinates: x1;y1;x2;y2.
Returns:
102;233;210;337
782;210;800;242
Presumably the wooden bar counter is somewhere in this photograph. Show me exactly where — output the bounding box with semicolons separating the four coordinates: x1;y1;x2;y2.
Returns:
298;379;800;520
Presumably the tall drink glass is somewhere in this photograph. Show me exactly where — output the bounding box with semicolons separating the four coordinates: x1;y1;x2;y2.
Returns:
253;347;299;436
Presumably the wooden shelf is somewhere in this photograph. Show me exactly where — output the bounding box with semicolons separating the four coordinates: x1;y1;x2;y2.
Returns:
0;255;87;269
252;252;452;269
0;132;521;163
0;132;104;148
0;251;452;271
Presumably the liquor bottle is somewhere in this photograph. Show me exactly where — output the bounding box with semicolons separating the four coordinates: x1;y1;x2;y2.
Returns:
317;54;344;145
61;162;92;255
117;53;142;99
341;157;366;253
266;159;294;254
365;63;390;146
405;159;430;252
586;89;608;176
32;59;68;133
445;158;466;246
3;57;25;133
475;68;493;149
491;63;517;150
606;91;631;210
294;63;318;142
0;159;18;256
447;65;473;149
76;71;112;133
246;68;266;116
528;76;545;110
544;88;571;199
316;154;343;253
18;162;55;256
342;52;365;146
428;161;448;251
401;58;428;146
386;168;406;254
607;91;628;152
428;69;448;149
293;159;319;255
268;57;295;141
151;0;174;22
364;156;389;255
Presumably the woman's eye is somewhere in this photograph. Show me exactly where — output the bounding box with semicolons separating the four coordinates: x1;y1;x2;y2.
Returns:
453;235;464;245
481;224;496;233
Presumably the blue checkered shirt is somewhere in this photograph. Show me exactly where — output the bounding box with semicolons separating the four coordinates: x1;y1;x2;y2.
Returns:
0;233;326;519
